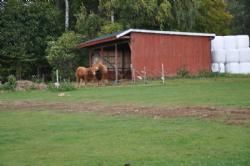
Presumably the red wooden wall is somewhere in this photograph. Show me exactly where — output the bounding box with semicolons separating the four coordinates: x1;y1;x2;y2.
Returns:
130;32;212;77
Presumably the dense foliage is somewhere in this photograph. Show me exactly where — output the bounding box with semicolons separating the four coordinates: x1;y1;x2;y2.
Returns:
0;0;249;81
0;0;63;81
0;75;16;91
46;31;80;80
227;0;250;35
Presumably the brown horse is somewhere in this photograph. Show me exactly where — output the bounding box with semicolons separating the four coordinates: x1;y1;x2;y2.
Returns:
75;66;96;87
92;62;108;85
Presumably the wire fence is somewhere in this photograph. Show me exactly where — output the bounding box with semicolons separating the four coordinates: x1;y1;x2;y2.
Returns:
128;63;168;85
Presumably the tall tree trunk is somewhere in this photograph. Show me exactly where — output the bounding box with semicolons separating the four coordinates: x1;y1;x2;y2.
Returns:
111;10;114;23
65;0;69;31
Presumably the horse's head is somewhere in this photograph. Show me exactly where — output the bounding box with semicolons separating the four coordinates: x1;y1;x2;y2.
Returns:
92;63;100;72
89;66;97;76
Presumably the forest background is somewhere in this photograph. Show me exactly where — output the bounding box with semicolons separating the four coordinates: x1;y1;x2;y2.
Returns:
0;0;249;81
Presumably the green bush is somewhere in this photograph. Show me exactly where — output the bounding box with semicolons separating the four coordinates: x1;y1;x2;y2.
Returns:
0;75;16;91
31;75;43;83
177;67;189;78
48;81;76;92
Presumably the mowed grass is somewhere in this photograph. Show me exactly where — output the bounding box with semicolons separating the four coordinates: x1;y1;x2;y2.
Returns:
1;77;250;107
0;77;250;165
0;110;250;166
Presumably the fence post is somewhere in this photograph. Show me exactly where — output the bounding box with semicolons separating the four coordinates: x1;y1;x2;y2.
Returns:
55;69;60;88
144;66;147;84
56;69;59;83
161;64;165;84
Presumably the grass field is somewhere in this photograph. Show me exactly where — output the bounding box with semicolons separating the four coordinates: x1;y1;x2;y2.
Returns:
0;77;250;165
0;111;250;166
1;77;250;107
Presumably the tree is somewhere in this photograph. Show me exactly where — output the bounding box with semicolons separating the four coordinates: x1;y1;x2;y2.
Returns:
169;0;198;31
227;0;250;36
46;32;80;80
99;0;173;30
0;0;63;80
242;0;250;35
65;0;69;31
69;0;100;30
195;0;232;35
99;22;123;35
75;5;102;39
156;0;173;30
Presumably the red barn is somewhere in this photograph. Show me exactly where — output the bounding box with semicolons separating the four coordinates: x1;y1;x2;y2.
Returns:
77;29;215;81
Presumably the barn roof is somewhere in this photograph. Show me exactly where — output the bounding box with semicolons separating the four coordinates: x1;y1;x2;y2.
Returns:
77;29;216;48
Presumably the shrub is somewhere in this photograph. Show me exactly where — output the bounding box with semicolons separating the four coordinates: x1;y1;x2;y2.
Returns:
31;75;43;83
177;67;189;78
197;70;218;78
48;81;76;92
0;75;17;91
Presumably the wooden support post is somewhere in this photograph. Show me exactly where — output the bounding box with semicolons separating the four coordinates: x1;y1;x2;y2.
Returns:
130;64;135;83
115;44;118;83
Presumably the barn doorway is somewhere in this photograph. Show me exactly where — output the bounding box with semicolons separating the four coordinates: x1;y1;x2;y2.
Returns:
90;42;131;81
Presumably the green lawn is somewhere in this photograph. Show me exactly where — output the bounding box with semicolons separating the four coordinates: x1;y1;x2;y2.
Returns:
1;77;250;107
0;110;249;166
0;77;250;165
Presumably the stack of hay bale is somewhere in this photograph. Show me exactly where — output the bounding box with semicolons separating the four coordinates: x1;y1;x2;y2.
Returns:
211;35;250;74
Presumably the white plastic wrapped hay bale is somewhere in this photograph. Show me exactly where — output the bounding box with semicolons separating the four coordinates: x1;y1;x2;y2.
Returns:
211;63;225;73
212;49;226;63
226;49;239;63
224;36;237;49
236;35;249;48
225;63;240;74
211;63;219;72
239;63;250;74
211;36;224;50
218;63;225;73
239;48;250;62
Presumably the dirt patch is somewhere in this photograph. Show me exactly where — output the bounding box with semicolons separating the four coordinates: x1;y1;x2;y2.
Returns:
0;101;250;125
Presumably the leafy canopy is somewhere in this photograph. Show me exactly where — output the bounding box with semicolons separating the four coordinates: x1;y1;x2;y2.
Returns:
46;32;80;80
0;0;62;80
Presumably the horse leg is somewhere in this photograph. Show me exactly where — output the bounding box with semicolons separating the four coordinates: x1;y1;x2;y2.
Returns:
98;76;102;86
